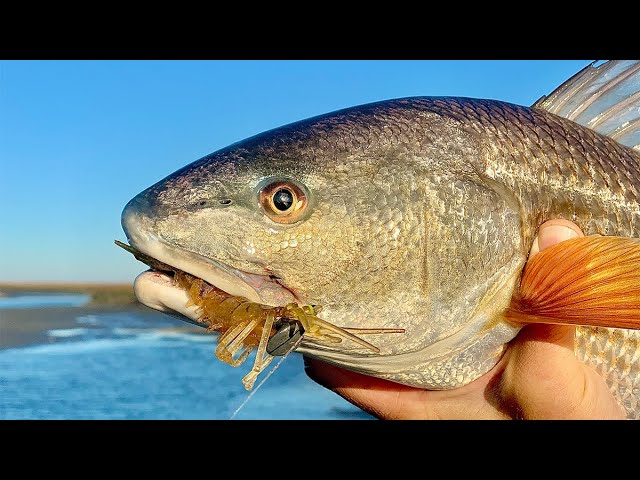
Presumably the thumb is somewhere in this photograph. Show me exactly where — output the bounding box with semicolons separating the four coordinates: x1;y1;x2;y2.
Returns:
501;220;624;419
527;218;584;262
521;218;585;352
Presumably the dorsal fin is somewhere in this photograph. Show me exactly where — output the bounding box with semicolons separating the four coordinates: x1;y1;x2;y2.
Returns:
533;60;640;151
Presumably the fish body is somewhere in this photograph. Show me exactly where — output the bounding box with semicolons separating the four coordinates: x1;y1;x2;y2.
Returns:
121;61;640;418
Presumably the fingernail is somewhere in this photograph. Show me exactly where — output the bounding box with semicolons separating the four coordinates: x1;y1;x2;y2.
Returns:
538;224;580;252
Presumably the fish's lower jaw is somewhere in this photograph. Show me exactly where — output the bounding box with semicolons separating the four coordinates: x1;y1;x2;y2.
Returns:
380;339;508;390
299;340;506;390
132;270;211;327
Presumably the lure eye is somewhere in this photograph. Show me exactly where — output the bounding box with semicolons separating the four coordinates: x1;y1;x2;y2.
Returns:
259;180;308;224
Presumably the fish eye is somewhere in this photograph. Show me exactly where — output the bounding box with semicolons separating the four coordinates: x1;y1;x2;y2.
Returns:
259;179;308;224
272;188;294;212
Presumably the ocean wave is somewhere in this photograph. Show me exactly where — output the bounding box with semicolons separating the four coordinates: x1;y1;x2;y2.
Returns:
112;327;150;336
113;327;214;343
134;330;214;343
0;337;151;356
1;330;213;357
47;328;91;338
75;315;99;325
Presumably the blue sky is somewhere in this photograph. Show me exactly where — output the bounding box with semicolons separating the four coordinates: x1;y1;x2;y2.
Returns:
0;60;591;282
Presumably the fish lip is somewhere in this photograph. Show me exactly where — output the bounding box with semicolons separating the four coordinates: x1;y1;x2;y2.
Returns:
172;243;307;305
126;234;302;306
133;269;211;328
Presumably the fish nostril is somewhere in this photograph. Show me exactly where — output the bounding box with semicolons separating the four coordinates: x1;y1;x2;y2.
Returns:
192;198;233;209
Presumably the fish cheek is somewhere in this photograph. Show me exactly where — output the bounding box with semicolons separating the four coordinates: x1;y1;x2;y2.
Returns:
250;205;366;301
154;209;251;265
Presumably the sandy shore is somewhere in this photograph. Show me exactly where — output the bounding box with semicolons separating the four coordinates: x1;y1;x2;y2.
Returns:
0;304;134;349
0;282;214;350
0;283;136;348
0;303;207;350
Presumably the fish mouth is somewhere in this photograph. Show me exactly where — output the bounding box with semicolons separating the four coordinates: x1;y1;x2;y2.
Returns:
125;234;302;306
118;201;397;355
120;194;302;310
119;239;396;355
117;230;302;327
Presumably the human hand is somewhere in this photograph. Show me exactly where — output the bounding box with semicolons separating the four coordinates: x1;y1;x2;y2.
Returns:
304;220;626;419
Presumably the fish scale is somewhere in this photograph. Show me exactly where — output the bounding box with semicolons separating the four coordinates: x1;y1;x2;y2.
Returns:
576;328;640;418
441;99;640;419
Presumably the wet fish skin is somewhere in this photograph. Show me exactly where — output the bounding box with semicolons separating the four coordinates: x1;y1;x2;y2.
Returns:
122;96;640;416
434;98;640;417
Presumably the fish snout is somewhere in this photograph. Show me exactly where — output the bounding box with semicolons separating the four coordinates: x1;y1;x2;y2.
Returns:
121;191;161;248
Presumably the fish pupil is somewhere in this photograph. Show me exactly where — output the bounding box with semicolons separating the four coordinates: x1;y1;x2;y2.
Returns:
273;189;294;211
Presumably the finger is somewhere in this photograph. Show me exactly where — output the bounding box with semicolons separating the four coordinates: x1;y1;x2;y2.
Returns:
502;324;624;419
528;219;584;261
303;357;434;419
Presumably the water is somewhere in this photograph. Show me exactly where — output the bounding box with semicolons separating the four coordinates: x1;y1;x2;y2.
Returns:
0;295;372;419
0;294;90;309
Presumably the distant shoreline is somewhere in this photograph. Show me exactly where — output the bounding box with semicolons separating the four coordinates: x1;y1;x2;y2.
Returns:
0;283;203;350
0;303;180;350
0;282;137;306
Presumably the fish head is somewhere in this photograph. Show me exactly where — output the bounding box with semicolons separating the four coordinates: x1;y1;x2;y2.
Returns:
122;98;527;389
122;118;402;309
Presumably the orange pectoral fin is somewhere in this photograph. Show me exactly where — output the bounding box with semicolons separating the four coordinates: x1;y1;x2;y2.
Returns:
507;236;640;330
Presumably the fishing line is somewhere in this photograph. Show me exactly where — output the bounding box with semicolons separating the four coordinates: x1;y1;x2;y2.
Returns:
229;335;304;420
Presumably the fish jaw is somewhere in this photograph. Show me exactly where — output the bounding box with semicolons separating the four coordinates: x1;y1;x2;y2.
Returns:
133;269;208;327
121;193;300;312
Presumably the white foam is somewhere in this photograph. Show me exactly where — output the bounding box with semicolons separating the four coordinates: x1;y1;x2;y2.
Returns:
112;327;149;335
4;327;210;357
75;315;99;325
134;330;214;343
0;338;149;356
112;327;213;343
47;328;91;338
